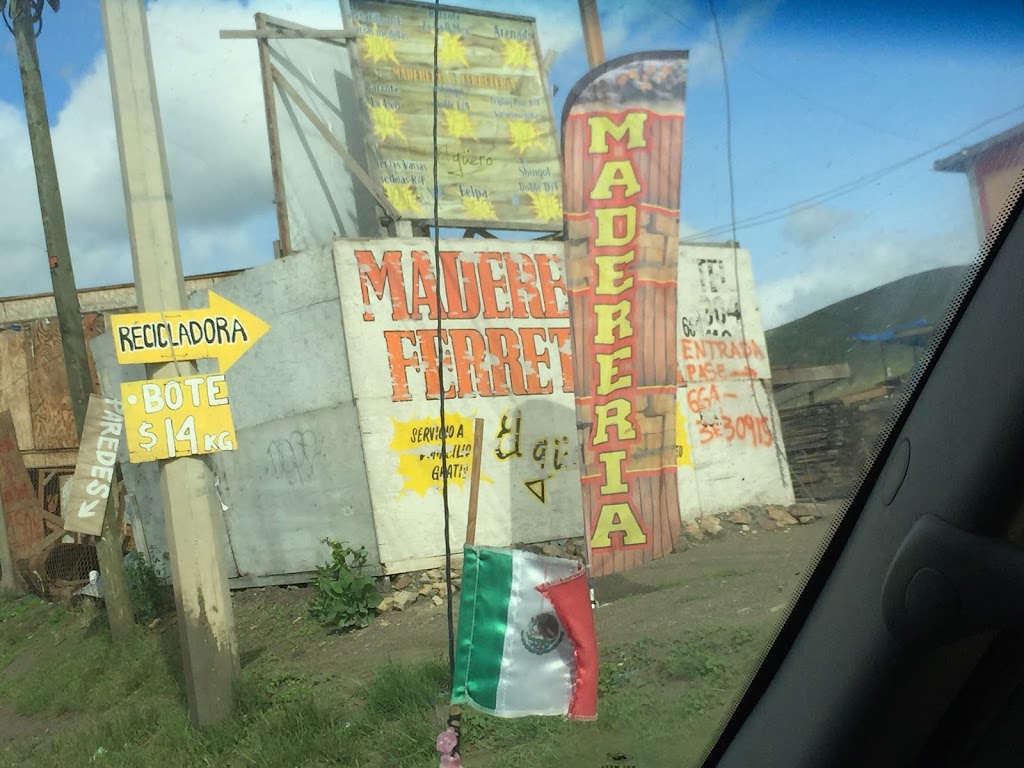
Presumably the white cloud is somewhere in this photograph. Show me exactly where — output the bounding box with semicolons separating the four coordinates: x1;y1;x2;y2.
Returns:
0;0;769;299
758;226;978;328
782;203;857;248
1;0;343;298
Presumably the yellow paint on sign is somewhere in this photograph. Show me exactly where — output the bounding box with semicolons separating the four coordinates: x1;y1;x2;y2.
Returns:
676;400;693;468
389;413;491;497
122;374;237;464
110;292;270;372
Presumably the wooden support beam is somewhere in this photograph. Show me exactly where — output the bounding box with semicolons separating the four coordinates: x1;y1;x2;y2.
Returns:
270;67;401;221
219;29;358;40
774;379;841;407
772;363;852;386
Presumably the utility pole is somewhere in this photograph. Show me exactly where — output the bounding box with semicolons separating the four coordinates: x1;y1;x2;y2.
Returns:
6;0;134;639
578;0;605;69
100;0;239;728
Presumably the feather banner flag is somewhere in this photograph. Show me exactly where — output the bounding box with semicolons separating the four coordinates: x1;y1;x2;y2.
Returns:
561;51;689;578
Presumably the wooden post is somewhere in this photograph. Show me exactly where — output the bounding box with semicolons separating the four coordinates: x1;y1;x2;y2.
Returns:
0;492;23;595
10;0;134;636
255;14;292;257
465;418;484;547
446;417;485;756
101;0;239;727
578;0;605;69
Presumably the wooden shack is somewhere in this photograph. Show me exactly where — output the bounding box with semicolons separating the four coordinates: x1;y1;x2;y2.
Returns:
0;270;242;517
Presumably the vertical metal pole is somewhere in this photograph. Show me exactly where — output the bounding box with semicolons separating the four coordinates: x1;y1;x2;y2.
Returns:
578;0;605;69
100;0;239;728
10;0;133;637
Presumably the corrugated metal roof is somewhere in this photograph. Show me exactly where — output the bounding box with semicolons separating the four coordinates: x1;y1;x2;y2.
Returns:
934;121;1024;173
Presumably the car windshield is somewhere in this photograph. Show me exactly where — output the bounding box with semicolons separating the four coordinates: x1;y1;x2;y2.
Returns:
0;1;1021;767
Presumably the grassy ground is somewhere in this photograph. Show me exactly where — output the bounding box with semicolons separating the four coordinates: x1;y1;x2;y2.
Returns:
0;520;833;768
0;593;773;768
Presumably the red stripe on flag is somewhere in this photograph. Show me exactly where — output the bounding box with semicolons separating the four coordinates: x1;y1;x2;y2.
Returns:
538;569;598;720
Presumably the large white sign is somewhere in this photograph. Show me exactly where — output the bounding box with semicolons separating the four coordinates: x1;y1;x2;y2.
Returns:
336;240;583;571
335;239;793;572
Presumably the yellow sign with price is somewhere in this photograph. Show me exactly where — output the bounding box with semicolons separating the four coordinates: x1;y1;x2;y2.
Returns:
121;374;237;464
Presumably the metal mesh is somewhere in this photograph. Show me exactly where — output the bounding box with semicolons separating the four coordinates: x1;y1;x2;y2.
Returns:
15;468;132;601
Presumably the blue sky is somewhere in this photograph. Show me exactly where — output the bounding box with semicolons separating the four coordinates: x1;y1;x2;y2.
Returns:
0;0;1022;327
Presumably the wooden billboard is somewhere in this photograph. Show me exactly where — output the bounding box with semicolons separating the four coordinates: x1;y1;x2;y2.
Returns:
347;0;562;231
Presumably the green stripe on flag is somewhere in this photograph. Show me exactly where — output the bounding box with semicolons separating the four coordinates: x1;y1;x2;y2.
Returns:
451;546;514;712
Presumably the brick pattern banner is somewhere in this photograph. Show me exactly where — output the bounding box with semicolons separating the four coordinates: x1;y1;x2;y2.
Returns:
561;51;688;577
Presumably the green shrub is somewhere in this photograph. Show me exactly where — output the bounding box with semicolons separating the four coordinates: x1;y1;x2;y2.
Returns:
125;550;170;626
309;539;379;633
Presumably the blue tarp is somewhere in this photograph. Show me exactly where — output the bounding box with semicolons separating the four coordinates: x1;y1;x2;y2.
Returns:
851;318;930;343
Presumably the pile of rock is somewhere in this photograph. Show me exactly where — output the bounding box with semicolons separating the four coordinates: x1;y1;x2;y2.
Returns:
376;566;461;614
376;503;829;614
511;538;587;562
680;502;828;544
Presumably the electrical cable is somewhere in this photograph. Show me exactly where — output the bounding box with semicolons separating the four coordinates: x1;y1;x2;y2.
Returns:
430;0;458;725
654;1;921;143
708;0;792;489
683;101;1024;243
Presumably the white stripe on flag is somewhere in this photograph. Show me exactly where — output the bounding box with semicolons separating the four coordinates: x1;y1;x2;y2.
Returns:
493;550;579;717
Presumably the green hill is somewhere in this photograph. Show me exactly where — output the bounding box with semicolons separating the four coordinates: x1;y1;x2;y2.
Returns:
765;265;971;398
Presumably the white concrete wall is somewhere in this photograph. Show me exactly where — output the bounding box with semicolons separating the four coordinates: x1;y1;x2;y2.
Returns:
334;239;584;573
95;238;793;581
675;245;795;515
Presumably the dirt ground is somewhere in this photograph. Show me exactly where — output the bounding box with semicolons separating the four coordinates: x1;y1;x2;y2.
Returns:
230;501;842;683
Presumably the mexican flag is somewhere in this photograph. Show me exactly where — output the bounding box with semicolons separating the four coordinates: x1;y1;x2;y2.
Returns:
451;546;598;720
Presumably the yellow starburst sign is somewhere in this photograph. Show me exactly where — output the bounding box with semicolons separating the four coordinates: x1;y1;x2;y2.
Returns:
443;108;476;141
507;119;545;155
528;191;562;223
370;105;406;142
360;24;399;66
461;197;498;220
501;39;532;69
384;182;424;216
390;413;492;497
438;32;468;68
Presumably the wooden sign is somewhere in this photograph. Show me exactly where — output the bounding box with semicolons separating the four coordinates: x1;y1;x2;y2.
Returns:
110;291;270;372
122;373;237;463
63;395;124;537
0;410;43;560
348;0;562;231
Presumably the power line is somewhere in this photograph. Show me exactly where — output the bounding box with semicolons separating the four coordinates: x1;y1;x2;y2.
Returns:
681;101;1024;242
654;1;923;143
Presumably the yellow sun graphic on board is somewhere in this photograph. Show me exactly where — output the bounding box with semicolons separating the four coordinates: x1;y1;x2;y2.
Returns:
439;32;469;68
507;119;545;155
370;105;406;142
529;191;562;223
462;196;498;220
676;401;693;468
443;108;476;141
360;24;399;66
384;182;424;217
501;39;532;69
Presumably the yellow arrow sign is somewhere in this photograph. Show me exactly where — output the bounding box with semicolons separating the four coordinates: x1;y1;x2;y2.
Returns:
110;292;270;372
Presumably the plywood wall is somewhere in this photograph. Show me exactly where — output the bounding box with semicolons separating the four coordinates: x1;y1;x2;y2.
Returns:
0;315;106;455
0;329;33;450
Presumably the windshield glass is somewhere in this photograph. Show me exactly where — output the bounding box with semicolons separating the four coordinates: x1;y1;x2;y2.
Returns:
0;2;1021;767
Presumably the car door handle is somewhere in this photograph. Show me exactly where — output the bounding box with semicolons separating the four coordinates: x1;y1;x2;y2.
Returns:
882;514;1024;648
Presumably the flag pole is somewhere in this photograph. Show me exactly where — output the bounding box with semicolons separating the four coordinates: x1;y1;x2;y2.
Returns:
444;417;484;762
